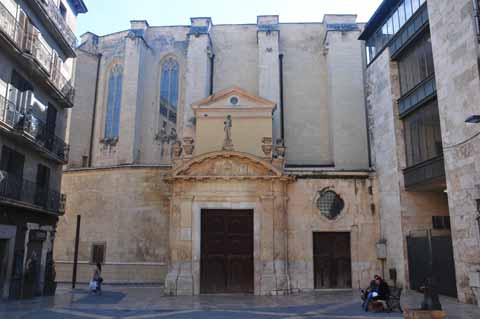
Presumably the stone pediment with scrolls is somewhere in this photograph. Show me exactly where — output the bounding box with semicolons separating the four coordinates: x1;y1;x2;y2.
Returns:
170;151;289;181
191;87;276;111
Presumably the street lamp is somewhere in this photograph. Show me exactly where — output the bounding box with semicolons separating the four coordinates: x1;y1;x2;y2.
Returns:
465;115;480;123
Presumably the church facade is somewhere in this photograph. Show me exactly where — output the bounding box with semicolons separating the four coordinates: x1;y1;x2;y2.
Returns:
54;14;381;295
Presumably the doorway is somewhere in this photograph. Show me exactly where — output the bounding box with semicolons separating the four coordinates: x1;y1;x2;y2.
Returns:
313;232;352;289
0;239;8;296
200;209;254;293
407;231;457;297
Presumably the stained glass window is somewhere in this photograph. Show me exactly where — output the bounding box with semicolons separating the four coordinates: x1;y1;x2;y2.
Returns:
105;64;123;139
160;58;179;123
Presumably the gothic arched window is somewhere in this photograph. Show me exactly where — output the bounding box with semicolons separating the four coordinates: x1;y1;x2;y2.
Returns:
105;64;123;140
160;57;179;124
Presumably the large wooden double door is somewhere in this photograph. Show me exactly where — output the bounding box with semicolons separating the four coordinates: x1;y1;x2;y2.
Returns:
200;209;254;294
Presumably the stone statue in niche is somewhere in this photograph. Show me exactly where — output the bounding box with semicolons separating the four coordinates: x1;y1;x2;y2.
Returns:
222;114;234;151
168;128;177;157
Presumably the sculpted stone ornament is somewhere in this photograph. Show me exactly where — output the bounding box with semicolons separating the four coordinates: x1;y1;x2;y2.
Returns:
172;140;182;160
222;115;234;151
275;138;286;159
261;137;273;158
182;137;195;158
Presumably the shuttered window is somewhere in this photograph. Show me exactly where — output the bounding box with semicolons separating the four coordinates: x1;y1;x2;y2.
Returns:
398;32;434;96
403;99;443;167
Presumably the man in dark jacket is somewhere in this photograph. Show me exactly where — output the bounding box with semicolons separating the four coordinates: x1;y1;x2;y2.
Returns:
376;277;390;301
363;276;390;312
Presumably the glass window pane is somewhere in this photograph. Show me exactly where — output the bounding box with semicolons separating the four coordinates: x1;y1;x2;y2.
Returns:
392;10;400;33
405;0;413;20
365;46;370;64
412;0;420;12
424;34;434;76
169;63;179;110
382;23;388;36
387;17;394;35
403;100;442;166
112;74;123;138
105;74;115;138
398;3;406;28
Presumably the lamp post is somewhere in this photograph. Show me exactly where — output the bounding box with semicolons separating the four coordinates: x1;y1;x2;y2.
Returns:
465;115;480;123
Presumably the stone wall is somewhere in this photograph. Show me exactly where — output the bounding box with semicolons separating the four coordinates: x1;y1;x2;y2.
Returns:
69;17;369;171
366;31;452;291
324;23;369;169
54;166;171;284
366;49;407;287
428;0;480;304
67;48;99;168
287;174;380;290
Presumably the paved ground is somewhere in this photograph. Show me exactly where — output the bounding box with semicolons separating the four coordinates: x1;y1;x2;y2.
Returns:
0;285;479;319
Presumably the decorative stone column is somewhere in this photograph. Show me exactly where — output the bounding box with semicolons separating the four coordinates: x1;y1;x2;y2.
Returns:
257;16;281;144
165;195;195;295
117;20;149;164
258;192;290;295
182;17;213;139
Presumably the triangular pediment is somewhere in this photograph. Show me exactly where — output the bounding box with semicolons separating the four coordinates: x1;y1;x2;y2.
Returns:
192;87;276;110
171;151;286;180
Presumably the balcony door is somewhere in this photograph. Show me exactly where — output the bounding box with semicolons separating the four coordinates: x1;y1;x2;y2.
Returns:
6;71;31;126
34;164;50;208
44;105;57;151
0;146;25;200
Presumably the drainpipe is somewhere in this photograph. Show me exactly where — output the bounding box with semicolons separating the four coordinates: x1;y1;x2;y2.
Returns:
474;0;480;42
209;54;215;95
279;54;285;141
88;53;102;167
361;42;373;168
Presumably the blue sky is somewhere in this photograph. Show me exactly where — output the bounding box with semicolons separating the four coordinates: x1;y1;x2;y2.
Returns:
76;0;383;37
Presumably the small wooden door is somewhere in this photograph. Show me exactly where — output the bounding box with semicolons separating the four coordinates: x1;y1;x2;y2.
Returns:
200;209;254;293
313;232;352;289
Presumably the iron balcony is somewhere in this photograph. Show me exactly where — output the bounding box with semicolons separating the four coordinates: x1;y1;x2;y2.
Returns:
0;1;75;108
0;172;66;215
0;95;70;164
27;0;77;58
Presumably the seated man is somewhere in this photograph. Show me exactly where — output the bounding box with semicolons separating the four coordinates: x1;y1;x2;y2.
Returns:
363;275;390;312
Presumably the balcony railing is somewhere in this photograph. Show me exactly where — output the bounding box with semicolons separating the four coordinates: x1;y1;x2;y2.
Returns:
0;1;75;106
38;0;77;50
0;0;23;47
0;95;70;163
24;33;53;73
0;172;63;213
50;68;75;103
404;155;445;190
